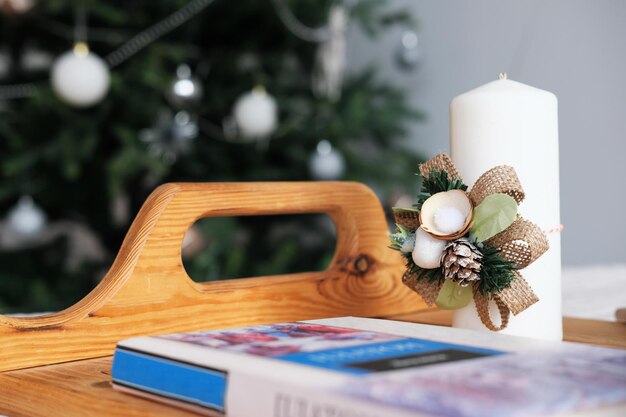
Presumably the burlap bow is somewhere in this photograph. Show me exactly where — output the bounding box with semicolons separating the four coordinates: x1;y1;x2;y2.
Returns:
396;153;549;331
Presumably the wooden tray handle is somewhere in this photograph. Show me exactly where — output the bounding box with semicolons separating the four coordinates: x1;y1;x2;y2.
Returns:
0;182;423;371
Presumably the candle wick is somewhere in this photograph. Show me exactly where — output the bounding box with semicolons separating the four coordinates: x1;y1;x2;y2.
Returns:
498;72;508;80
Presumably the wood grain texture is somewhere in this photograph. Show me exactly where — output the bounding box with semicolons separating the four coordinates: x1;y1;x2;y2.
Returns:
562;317;626;348
0;357;201;417
1;315;624;417
0;182;425;372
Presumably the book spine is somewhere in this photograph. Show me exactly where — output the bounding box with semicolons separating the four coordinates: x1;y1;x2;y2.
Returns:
225;371;417;417
111;347;228;414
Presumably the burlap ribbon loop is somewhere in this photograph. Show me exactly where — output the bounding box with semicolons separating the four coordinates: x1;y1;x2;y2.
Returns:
469;165;525;206
403;270;443;307
474;292;510;331
393;208;420;232
485;217;549;269
498;271;539;315
398;153;550;331
418;153;460;181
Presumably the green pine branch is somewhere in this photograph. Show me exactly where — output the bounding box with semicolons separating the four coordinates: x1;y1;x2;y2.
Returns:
477;246;519;297
414;169;467;210
401;252;443;284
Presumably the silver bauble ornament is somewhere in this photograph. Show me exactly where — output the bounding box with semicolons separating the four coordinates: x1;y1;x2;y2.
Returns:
140;110;198;164
7;196;46;238
395;31;421;71
309;140;346;180
51;43;110;107
166;64;203;108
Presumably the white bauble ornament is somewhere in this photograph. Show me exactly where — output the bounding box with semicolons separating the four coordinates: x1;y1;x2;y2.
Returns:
51;43;110;107
7;196;46;237
309;140;346;180
412;227;446;269
233;86;277;139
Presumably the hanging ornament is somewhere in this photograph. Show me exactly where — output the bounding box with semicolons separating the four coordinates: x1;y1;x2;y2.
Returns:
0;0;34;14
166;64;204;108
0;215;106;268
233;86;278;140
312;5;347;100
395;30;421;71
140;109;198;164
309;140;346;180
50;42;110;107
6;196;46;238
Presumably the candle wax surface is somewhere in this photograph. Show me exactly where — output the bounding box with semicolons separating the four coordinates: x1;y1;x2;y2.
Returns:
450;78;562;341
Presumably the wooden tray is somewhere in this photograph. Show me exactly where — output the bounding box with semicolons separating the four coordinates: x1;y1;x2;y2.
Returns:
1;312;624;417
0;182;426;412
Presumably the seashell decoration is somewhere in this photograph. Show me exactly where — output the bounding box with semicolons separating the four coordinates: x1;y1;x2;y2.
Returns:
419;189;472;240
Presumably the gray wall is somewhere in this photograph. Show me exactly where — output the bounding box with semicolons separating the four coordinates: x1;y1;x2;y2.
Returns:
347;0;626;266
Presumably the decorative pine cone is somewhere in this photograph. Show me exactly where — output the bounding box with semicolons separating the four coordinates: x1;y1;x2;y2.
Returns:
441;238;483;287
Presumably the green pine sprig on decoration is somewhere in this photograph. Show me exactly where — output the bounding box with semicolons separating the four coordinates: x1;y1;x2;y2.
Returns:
401;252;444;284
477;246;519;297
415;169;467;210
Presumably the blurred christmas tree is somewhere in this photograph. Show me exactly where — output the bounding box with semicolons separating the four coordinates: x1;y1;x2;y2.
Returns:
0;0;424;313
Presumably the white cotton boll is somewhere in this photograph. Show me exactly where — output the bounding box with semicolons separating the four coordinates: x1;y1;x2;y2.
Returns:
434;206;466;234
412;227;446;269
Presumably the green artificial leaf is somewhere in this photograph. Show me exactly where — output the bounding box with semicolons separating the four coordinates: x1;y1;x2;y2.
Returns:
470;194;518;242
389;222;412;251
435;279;473;310
393;221;412;238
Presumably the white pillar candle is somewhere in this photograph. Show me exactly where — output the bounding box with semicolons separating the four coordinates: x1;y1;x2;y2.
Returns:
450;74;562;341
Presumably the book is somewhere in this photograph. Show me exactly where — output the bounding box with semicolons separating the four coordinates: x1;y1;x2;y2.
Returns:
112;317;626;417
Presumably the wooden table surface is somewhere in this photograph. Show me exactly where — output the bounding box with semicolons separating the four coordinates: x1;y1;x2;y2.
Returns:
1;312;625;417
